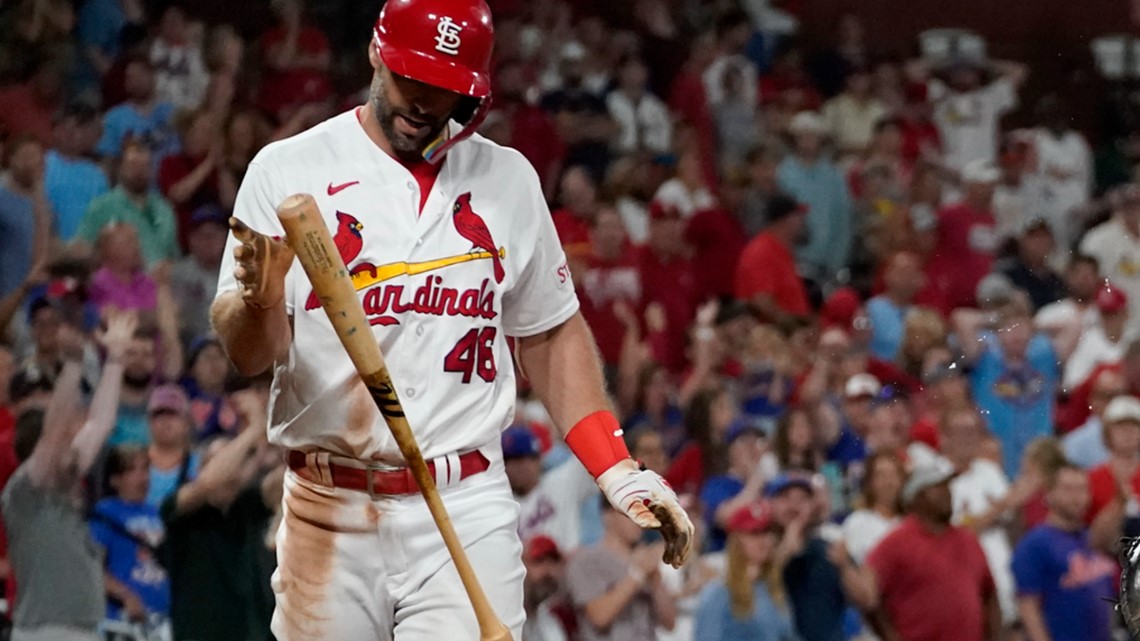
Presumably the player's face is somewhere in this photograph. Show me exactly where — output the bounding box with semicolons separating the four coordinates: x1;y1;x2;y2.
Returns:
369;57;463;161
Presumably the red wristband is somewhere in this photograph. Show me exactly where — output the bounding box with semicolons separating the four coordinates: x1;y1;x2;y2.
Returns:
564;411;631;478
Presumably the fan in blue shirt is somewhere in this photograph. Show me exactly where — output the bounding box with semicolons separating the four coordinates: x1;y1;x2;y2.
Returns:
1011;465;1115;641
89;447;171;622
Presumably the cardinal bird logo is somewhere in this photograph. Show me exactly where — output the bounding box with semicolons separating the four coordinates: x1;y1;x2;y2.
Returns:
334;211;365;265
304;211;371;310
452;192;504;283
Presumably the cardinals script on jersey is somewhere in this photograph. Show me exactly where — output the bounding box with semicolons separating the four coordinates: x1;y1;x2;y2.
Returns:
216;109;578;463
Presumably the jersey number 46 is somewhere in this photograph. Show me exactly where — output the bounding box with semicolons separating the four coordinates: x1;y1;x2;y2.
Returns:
444;327;498;383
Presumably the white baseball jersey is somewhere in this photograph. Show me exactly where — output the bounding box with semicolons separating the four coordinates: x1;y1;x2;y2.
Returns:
216;109;579;462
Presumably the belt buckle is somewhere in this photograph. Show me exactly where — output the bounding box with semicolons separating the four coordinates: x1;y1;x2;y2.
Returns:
363;460;399;500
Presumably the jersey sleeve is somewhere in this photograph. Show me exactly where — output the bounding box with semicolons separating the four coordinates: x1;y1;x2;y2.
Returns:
215;158;298;313
500;161;579;337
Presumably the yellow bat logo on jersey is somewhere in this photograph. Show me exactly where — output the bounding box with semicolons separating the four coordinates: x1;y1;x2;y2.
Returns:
305;248;505;310
349;248;507;292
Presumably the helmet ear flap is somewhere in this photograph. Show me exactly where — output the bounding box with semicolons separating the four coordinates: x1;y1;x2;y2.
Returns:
422;95;492;163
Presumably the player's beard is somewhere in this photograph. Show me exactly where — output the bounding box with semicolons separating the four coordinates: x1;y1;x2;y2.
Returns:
370;72;449;163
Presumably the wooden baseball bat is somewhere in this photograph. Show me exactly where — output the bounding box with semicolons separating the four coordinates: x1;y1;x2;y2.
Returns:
276;193;513;641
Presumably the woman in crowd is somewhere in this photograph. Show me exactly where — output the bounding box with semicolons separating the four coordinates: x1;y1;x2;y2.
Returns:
694;502;796;641
839;450;905;563
772;406;823;473
666;384;736;497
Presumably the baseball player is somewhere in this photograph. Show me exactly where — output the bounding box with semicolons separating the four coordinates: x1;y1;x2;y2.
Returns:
208;0;694;639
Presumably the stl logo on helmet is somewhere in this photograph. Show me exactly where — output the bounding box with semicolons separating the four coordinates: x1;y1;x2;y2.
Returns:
434;16;462;56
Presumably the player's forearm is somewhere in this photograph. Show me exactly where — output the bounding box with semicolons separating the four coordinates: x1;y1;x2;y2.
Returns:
516;312;612;436
211;290;292;375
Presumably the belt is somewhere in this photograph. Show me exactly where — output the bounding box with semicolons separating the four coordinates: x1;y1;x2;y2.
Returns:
286;449;490;498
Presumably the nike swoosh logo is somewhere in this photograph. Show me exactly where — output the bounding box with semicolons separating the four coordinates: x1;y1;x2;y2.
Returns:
327;180;360;196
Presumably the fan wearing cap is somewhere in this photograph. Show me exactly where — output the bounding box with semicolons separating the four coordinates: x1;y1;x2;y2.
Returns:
502;424;598;553
862;460;999;641
638;197;699;372
145;384;200;508
521;536;573;641
1063;282;1135;389
693;502;795;641
1081;184;1140;325
1061;368;1127;469
923;158;1001;314
1083;395;1140;525
926;56;1027;173
998;217;1065;312
170;206;229;344
777;111;853;284
734;193;811;328
765;472;868;641
698;421;770;553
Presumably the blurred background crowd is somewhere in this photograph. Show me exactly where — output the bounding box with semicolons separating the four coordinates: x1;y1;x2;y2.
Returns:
2;0;1140;640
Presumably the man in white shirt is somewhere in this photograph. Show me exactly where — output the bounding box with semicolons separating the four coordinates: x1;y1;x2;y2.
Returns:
1081;184;1140;329
1064;284;1135;390
1035;254;1102;360
822;65;886;156
606;57;672;155
928;59;1028;173
1063;371;1127;469
1032;95;1093;256
939;405;1033;627
505;424;598;553
702;9;757;110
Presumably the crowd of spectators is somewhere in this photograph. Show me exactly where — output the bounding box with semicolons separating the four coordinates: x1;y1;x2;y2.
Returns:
0;0;1137;640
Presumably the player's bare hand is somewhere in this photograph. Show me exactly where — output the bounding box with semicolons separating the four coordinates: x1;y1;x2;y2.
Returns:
230;217;294;309
598;460;695;568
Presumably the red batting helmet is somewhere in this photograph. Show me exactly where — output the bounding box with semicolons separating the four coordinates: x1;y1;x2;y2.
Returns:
373;0;495;162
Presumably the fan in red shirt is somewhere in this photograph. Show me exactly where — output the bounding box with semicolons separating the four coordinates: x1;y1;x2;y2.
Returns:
256;0;332;122
488;60;565;194
1084;396;1140;524
158;110;237;252
735;194;810;328
864;462;999;641
922;159;1002;314
578;206;641;372
550;165;599;261
639;200;698;373
685;204;746;304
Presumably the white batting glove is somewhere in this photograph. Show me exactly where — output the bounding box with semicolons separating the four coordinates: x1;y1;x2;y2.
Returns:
597;459;695;568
